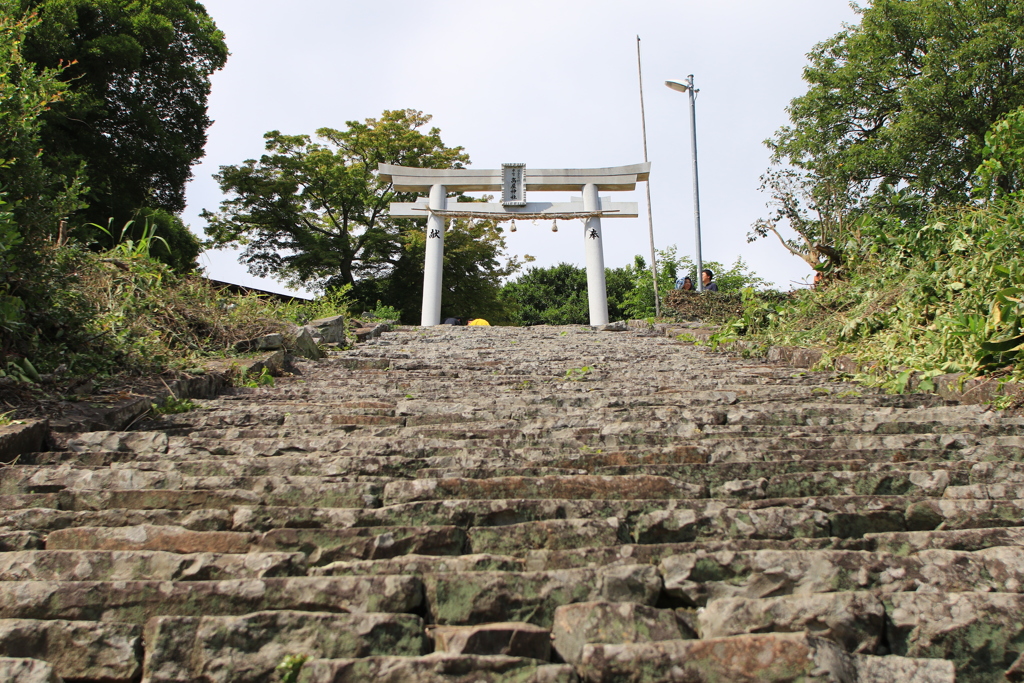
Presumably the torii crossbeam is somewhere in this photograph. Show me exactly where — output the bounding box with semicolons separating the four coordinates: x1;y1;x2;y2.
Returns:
378;162;651;326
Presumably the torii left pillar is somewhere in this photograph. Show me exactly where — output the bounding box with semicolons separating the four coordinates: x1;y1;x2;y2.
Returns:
582;183;609;326
421;183;446;326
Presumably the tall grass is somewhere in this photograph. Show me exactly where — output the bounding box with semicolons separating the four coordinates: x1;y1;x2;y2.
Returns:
723;200;1024;389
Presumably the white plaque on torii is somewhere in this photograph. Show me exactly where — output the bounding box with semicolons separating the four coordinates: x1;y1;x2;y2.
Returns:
378;162;651;327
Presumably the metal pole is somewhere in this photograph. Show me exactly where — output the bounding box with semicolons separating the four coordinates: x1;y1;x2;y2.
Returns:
686;75;704;292
636;36;661;317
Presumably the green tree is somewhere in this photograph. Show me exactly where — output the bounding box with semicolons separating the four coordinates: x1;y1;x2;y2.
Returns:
500;263;591;326
975;105;1024;199
14;0;226;264
754;0;1024;267
772;0;1024;202
204;110;519;316
0;10;84;353
0;8;84;241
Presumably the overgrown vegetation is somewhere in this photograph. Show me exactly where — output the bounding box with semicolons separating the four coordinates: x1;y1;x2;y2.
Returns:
203;110;522;323
697;0;1024;396
1;230;350;406
720;199;1024;390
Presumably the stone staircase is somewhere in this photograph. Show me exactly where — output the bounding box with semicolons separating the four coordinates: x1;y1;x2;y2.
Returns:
2;323;1023;682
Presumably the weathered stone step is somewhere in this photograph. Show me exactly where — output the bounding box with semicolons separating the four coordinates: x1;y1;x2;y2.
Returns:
1;489;261;511
659;545;1024;605
420;458;970;483
0;505;232;532
0;619;140;682
313;553;526;577
701;419;1024;437
44;524;467;564
575;632;956;683
295;654;575;683
0;656;64;682
425;565;659;627
859;525;1024;553
1;471;384;507
700;590;1024;681
383;476;706;505
143;611;429;683
0;550;305;581
0;576;422;623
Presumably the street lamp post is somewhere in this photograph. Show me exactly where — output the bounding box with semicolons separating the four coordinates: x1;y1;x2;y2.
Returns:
665;76;704;292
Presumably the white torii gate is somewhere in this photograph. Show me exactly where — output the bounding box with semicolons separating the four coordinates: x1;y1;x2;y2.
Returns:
378;162;651;327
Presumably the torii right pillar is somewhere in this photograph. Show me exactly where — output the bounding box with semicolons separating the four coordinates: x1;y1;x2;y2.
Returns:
582;183;609;326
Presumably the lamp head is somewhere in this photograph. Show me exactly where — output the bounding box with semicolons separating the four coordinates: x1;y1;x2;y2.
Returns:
665;78;691;93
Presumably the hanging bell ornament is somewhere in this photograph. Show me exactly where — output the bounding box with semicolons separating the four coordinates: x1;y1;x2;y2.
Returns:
551;219;558;233
509;219;517;233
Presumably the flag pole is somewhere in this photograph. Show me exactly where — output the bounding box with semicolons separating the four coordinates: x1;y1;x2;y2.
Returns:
636;35;661;318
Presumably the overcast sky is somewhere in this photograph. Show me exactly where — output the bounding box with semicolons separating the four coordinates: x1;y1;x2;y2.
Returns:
185;0;860;297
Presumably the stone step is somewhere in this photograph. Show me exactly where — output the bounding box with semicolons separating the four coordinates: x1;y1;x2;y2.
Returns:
142;611;429;683
1;472;384;507
313;553;526;577
424;565;660;628
659;545;1024;606
44;524;467;564
0;619;140;682
575;632;956;683
382;475;707;505
700;590;1024;681
0;550;306;581
295;654;576;683
0;657;63;683
0;506;233;532
525;526;1024;570
0;576;422;624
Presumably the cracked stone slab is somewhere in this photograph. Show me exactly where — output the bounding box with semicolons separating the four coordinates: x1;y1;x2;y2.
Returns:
0;619;140;681
255;525;467;564
0;576;422;624
551;601;691;665
576;632;955;683
142;611;427;683
424;565;660;627
0;550;306;582
0;658;63;683
467;518;621;556
383;475;706;504
296;654;576;682
45;525;255;554
886;591;1024;681
430;622;550;659
698;591;886;654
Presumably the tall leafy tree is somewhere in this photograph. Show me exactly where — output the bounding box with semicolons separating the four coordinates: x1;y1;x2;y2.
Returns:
0;8;84;240
753;0;1024;265
774;0;1024;201
13;0;227;268
204;109;518;316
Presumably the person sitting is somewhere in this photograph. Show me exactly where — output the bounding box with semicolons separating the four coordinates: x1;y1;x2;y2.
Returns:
468;318;490;326
701;269;718;292
676;276;694;291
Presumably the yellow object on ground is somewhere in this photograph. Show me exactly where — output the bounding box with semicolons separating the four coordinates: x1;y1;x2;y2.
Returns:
468;319;490;326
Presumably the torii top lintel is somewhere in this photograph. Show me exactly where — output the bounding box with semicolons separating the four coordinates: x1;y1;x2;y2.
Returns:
377;162;651;193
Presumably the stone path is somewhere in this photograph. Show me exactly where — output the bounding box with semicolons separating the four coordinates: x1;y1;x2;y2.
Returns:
2;323;1023;682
